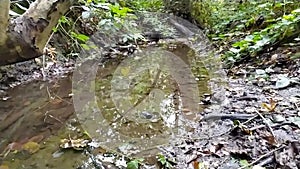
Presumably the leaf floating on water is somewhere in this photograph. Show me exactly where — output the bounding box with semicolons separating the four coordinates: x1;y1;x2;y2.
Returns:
22;141;40;154
121;67;130;76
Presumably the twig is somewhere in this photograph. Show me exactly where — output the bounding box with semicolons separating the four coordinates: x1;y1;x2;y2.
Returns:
241;114;259;125
201;113;256;121
53;93;72;105
294;102;299;112
42;54;46;80
238;145;284;169
257;156;274;167
44;111;63;124
255;110;276;142
249;121;298;131
46;86;53;99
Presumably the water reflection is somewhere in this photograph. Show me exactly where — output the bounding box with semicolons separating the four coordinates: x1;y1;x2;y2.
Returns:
73;43;210;156
0;42;214;168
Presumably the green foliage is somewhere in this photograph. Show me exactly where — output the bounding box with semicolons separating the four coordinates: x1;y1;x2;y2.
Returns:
53;0;146;55
192;0;300;65
239;159;251;169
52;15;89;53
122;0;164;11
81;0;146;43
226;7;300;64
193;0;299;34
126;158;144;169
157;154;174;169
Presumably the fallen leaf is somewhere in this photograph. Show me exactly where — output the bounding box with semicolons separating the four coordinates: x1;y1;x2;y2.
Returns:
121;67;130;76
275;76;290;89
193;161;199;169
261;98;277;112
22;141;40;154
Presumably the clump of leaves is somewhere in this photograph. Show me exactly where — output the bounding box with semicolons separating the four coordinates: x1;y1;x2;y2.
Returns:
52;15;90;52
192;0;300;65
226;7;300;65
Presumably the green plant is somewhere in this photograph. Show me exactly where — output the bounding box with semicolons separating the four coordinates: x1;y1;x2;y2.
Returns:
157;154;175;169
122;0;164;11
81;1;146;43
191;0;300;65
226;7;300;64
126;158;144;169
52;15;90;52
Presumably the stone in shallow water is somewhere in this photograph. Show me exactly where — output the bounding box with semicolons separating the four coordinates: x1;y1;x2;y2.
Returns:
139;111;160;122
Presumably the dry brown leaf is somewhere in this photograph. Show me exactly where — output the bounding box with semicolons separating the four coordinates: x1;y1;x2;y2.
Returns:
193;161;199;169
261;98;277;112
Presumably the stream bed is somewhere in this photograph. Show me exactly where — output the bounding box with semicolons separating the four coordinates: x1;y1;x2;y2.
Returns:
0;41;225;168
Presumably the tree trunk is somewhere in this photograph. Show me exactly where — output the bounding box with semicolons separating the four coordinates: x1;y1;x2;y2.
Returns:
0;0;73;66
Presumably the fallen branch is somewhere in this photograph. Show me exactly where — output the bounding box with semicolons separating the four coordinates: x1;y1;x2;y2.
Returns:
201;113;256;121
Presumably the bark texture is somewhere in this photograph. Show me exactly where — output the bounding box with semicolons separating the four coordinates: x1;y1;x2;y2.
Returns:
0;0;73;66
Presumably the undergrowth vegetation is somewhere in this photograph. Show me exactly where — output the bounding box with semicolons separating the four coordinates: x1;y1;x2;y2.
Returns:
10;0;300;65
52;0;164;54
192;0;300;66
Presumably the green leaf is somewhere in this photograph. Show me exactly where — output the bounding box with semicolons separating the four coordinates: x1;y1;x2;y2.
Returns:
292;8;300;14
80;44;90;50
239;159;250;168
59;16;70;25
157;154;167;165
76;34;90;42
52;27;58;33
127;160;139;169
127;158;143;169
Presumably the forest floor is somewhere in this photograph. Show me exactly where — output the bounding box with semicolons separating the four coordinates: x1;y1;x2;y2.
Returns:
170;45;300;169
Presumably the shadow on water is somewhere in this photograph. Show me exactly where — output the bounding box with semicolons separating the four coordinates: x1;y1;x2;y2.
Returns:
0;42;220;168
